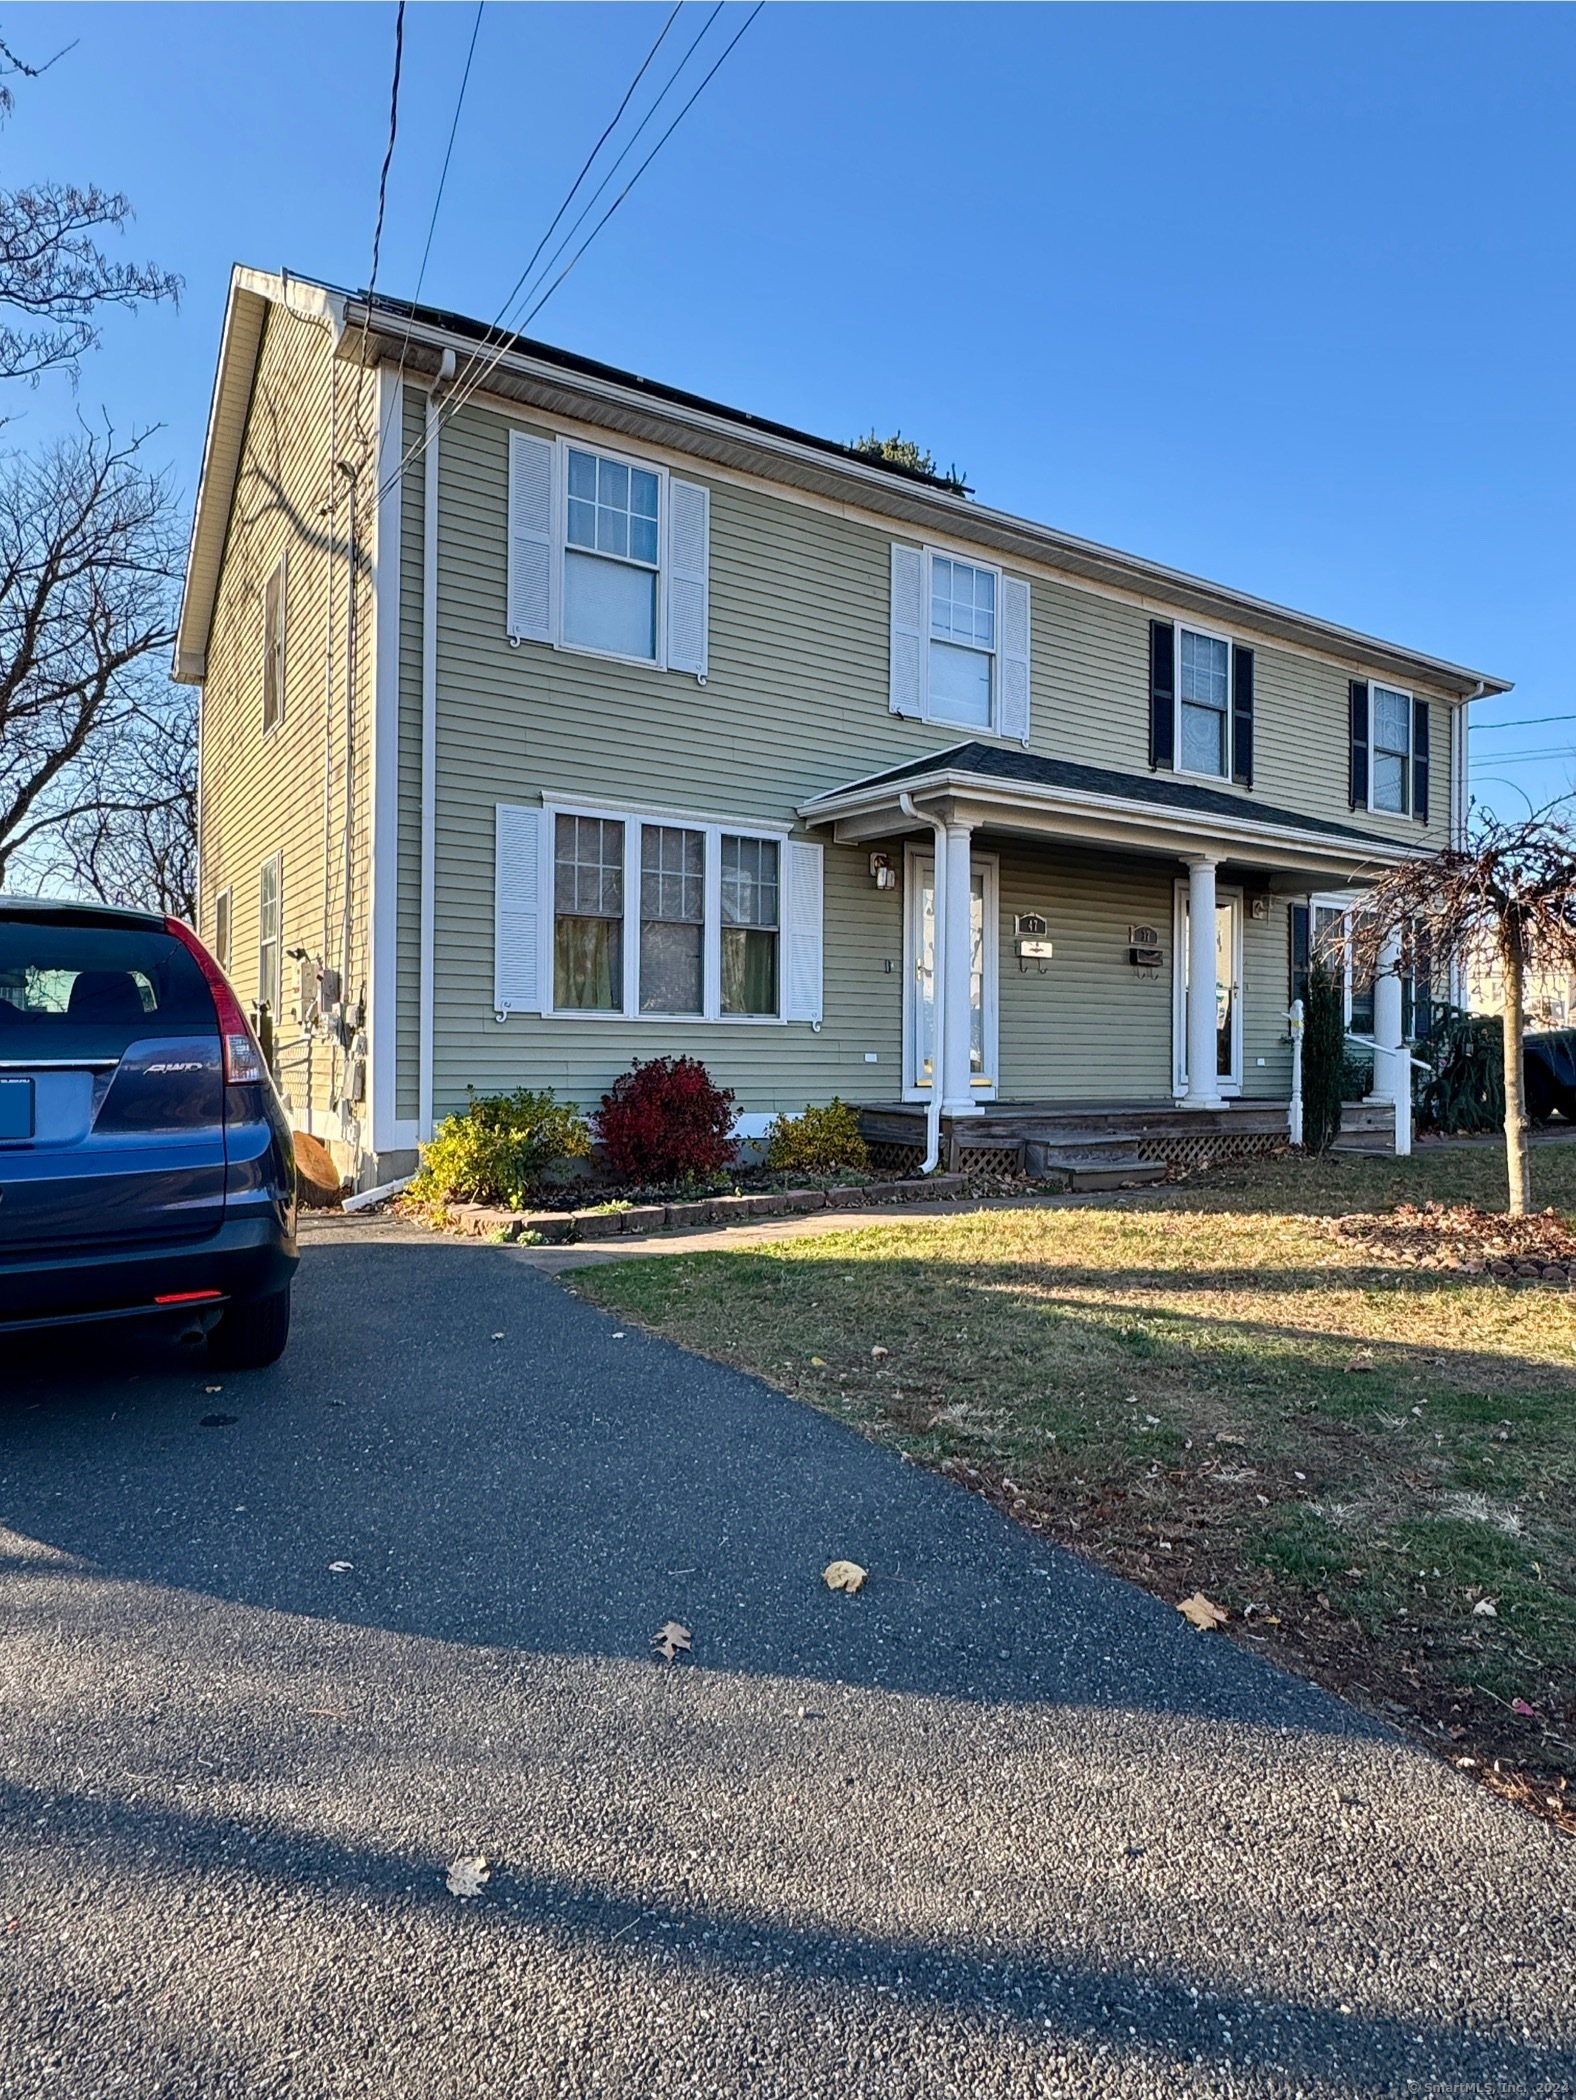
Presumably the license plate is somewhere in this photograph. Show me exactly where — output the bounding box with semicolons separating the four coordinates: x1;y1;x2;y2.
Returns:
0;1077;34;1140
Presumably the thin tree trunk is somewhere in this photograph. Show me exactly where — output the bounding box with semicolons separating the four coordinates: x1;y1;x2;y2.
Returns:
1501;924;1532;1216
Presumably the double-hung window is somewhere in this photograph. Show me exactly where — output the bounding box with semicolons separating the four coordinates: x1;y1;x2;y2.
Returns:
564;448;661;662
551;811;781;1019
1178;627;1230;778
1370;683;1413;815
928;556;996;727
890;544;1031;739
257;856;281;1019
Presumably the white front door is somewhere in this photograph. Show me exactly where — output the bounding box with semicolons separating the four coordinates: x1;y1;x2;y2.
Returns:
1173;883;1243;1096
904;850;998;1101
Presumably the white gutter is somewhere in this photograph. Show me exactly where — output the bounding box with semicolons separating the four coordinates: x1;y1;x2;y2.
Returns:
899;792;947;1176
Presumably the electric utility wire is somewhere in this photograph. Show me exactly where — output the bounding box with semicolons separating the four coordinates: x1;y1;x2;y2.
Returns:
1469;748;1576;765
445;0;745;421
388;0;486;390
371;0;689;499
350;0;408;469
1470;711;1576;731
376;0;759;502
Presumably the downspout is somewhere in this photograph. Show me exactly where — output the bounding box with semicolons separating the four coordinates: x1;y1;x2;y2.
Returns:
899;792;947;1176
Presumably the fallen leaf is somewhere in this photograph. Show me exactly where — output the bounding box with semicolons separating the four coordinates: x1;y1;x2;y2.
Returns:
204;1385;223;1394
1472;1597;1498;1617
1345;1356;1377;1374
1214;1431;1248;1447
446;1854;489;1899
823;1559;868;1594
809;1356;828;1368
651;1620;692;1661
1177;1592;1228;1632
491;1332;505;1340
327;1561;354;1574
1512;1698;1538;1718
870;1345;889;1361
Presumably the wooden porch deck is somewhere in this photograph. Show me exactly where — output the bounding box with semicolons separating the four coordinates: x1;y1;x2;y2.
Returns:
856;1097;1395;1186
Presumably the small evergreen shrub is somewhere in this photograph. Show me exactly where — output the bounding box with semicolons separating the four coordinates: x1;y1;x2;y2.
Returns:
1302;957;1345;1154
593;1055;736;1185
410;1087;591;1208
1416;1005;1505;1134
764;1099;870;1177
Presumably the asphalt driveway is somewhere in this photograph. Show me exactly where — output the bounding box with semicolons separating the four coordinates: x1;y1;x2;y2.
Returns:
0;1214;1571;2097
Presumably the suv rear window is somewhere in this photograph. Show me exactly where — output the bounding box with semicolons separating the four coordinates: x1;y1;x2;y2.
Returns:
0;919;217;1059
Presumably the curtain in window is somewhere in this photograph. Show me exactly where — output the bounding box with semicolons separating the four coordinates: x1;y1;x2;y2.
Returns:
640;825;704;1013
554;814;624;1010
721;836;779;1015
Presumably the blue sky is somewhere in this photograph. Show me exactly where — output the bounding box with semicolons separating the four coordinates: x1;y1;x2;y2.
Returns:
7;2;1571;815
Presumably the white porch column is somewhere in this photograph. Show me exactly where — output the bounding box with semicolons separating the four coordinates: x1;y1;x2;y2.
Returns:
1370;924;1411;1154
1183;857;1223;1108
941;818;981;1117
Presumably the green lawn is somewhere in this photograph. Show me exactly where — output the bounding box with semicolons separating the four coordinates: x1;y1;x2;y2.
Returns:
575;1141;1576;1817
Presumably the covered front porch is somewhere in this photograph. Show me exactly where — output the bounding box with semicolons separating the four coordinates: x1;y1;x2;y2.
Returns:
799;742;1421;1173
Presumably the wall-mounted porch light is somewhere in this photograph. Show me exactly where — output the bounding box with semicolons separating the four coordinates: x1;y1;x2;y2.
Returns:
869;851;897;890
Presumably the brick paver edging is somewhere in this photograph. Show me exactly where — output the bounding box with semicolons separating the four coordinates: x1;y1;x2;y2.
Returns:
436;1177;969;1245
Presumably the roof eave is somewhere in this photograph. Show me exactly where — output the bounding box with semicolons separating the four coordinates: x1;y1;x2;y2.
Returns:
798;766;1419;872
173;267;346;684
339;296;1510;702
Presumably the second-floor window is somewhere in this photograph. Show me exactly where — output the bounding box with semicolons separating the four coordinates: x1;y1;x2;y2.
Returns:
929;556;996;727
262;557;286;733
564;447;661;662
1370;683;1413;814
1179;628;1230;777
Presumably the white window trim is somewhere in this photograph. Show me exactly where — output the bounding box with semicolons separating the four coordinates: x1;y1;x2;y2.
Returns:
923;544;1001;733
1172;619;1235;784
214;885;233;974
1171;878;1244;1097
542;798;791;1024
554;436;669;671
257;852;282;1017
1366;678;1414;818
262;554;287;738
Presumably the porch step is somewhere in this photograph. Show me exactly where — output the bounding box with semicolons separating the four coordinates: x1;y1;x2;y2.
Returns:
1063;1160;1168;1191
1330;1100;1398;1157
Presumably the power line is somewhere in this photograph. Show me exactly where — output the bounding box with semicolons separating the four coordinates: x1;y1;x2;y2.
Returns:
412;0;485;310
1469;747;1576;765
377;0;761;502
1470;711;1576;732
406;1;721;451
367;0;406;303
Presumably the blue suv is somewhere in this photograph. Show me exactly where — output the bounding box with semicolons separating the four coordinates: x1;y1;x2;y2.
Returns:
0;900;297;1366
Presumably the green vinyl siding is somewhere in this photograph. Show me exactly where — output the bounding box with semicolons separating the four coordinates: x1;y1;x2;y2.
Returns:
388;391;1450;1122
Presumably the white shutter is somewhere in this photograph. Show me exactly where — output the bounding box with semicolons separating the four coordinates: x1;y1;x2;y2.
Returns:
507;431;554;644
666;477;710;676
494;803;543;1014
998;573;1031;743
782;838;824;1024
889;543;926;717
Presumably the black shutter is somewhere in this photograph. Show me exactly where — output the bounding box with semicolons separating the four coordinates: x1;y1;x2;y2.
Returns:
1231;644;1254;787
1290;902;1310;1009
1412;699;1430;824
1348;680;1369;808
1148;619;1175;770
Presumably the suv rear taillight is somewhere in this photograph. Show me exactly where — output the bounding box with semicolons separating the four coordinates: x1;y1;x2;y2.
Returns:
164;916;267;1085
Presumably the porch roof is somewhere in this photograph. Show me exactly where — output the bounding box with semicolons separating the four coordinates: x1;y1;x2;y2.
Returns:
798;741;1421;881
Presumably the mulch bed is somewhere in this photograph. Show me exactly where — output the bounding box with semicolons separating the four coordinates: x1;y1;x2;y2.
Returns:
1325;1201;1576;1286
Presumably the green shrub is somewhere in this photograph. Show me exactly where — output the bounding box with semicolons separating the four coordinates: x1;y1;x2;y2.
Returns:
1302;958;1345;1154
1416;1004;1505;1134
764;1098;870;1177
410;1088;591;1209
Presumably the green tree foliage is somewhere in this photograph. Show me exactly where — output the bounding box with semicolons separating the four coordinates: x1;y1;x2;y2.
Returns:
1416;1006;1505;1135
1302;957;1345;1154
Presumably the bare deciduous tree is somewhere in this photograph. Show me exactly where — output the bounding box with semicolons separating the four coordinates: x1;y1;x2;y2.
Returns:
0;427;182;888
46;686;196;920
1349;810;1576;1216
0;30;180;387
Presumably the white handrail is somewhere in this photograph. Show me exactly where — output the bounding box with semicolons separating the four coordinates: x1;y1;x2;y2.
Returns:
1286;998;1304;1148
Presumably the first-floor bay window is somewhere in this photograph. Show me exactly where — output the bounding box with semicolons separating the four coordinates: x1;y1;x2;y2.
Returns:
555;815;624;1010
721;835;779;1016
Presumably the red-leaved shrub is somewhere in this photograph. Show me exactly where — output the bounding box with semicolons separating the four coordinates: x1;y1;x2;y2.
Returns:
592;1056;737;1185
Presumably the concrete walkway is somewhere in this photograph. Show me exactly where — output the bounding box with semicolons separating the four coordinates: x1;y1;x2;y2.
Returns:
0;1221;1570;2096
